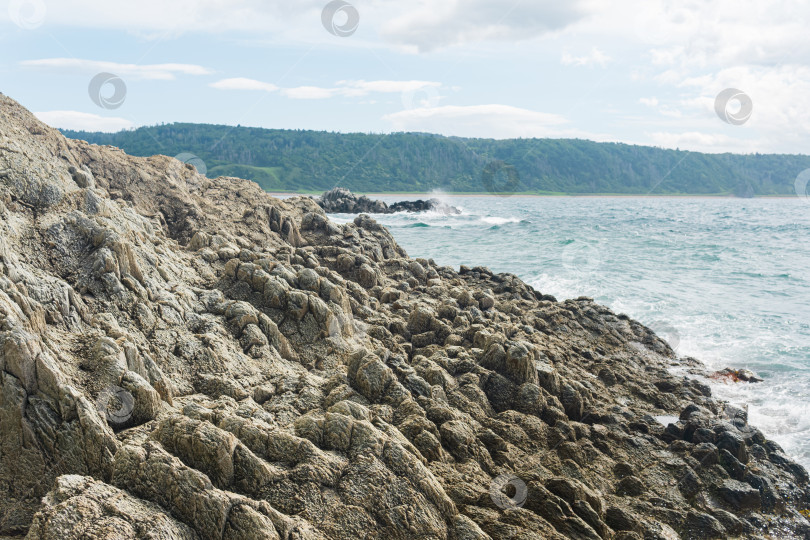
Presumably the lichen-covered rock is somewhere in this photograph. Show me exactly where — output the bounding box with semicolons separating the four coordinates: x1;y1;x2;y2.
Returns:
0;94;807;539
26;475;196;540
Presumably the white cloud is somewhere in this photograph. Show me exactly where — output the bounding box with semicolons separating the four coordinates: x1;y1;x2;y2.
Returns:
562;0;810;152
2;0;589;52
637;63;810;153
637;0;809;69
382;104;575;139
671;64;810;145
338;80;441;95
34;111;134;132
211;78;443;100
659;107;683;118
1;0;321;34
209;78;279;92
380;0;588;52
647;131;764;153
21;58;212;80
561;47;611;68
282;86;338;99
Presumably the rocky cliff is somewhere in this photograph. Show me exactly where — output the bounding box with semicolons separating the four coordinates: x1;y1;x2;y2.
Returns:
0;94;808;539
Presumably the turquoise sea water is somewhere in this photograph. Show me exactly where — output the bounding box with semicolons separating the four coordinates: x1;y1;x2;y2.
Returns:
327;195;810;470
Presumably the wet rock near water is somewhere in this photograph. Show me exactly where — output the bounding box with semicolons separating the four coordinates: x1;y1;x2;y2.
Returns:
710;368;764;383
0;94;808;539
316;187;461;215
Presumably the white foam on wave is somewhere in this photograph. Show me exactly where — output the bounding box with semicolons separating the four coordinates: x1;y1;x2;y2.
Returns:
326;214;355;224
428;188;453;203
527;271;610;302
708;372;810;469
421;208;464;219
481;216;521;225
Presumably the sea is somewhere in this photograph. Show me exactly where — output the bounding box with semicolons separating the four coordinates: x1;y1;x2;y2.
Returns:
323;195;810;471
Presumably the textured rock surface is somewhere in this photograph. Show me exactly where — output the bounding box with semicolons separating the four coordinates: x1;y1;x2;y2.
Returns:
317;187;461;215
0;94;808;539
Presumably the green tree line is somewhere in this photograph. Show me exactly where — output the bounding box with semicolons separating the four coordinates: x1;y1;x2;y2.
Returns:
62;124;810;196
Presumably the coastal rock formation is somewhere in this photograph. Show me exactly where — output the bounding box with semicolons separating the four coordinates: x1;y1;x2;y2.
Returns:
1;93;809;539
317;187;461;215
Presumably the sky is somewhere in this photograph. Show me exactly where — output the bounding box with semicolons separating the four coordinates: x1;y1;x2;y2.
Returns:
1;0;809;154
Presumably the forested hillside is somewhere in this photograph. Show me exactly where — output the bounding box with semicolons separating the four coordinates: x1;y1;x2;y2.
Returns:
62;124;810;195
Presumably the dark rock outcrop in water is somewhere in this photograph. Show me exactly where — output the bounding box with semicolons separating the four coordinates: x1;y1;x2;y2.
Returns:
317;187;461;215
711;368;764;383
0;94;808;539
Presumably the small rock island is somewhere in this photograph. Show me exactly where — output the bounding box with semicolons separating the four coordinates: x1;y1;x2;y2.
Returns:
316;187;462;215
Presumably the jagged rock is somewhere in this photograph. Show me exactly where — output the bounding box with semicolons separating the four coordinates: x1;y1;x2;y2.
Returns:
716;429;749;463
0;94;807;539
717;479;762;511
605;506;640;532
684;511;726;539
615;475;646;497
